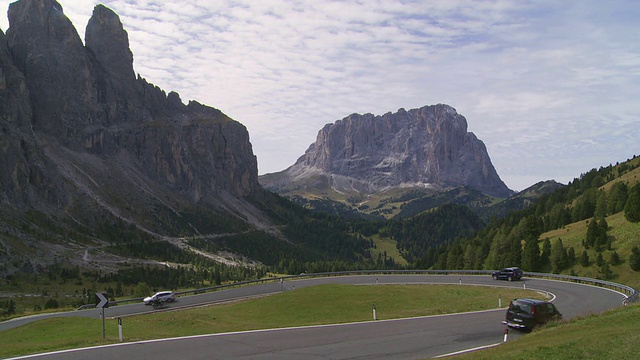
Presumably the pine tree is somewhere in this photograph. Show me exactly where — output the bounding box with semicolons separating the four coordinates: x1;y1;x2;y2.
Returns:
484;229;510;269
521;236;541;272
596;253;604;267
473;246;487;270
567;247;576;265
550;238;567;273
629;246;640;271
610;251;621;266
608;182;628;214
44;299;59;309
446;243;463;270
600;263;612;279
134;282;151;297
594;190;608;220
462;244;476;270
624;184;640;223
214;267;222;285
585;220;598;248
598;218;608;234
541;238;552;265
509;237;522;268
594;218;608;252
434;252;448;269
580;250;590;267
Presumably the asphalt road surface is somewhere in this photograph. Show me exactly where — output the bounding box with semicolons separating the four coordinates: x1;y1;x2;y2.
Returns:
3;274;628;359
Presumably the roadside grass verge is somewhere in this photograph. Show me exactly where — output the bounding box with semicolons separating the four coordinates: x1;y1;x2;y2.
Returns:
453;303;640;359
0;284;540;358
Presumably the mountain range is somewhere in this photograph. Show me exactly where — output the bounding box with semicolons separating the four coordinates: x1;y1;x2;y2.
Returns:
0;0;553;277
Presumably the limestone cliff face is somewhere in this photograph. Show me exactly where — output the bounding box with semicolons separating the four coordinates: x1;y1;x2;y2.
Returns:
262;104;512;198
7;0;96;140
0;0;261;223
0;25;34;208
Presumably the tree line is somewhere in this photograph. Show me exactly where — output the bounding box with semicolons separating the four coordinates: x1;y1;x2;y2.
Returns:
415;158;640;280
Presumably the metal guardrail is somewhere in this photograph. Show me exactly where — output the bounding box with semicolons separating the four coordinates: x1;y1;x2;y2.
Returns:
523;271;639;305
91;269;638;309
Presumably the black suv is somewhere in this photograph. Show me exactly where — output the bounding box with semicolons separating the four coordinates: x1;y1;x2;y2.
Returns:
492;267;523;281
503;298;562;330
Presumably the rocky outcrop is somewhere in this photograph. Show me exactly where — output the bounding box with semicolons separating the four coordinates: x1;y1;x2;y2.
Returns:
261;104;512;199
0;0;262;226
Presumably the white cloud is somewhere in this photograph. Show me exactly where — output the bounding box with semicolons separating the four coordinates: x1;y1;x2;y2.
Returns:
0;0;639;192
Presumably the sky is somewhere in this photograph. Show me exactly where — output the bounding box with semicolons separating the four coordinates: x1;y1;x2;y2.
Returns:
1;0;639;191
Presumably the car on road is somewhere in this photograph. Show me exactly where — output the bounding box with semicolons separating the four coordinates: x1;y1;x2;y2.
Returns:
492;267;523;281
143;291;176;305
503;298;562;330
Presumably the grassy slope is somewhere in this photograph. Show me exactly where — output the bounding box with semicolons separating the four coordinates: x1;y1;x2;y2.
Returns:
539;206;640;289
0;284;541;358
455;304;640;359
368;234;409;266
601;160;640;192
537;160;640;287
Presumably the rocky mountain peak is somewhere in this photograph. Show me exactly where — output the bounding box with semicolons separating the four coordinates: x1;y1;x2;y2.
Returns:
7;0;95;139
1;0;262;219
261;104;512;199
85;4;135;84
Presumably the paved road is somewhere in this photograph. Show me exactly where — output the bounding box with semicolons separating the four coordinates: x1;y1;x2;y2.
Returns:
3;275;628;359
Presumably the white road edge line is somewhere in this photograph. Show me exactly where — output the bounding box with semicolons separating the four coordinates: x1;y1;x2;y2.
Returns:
433;342;502;358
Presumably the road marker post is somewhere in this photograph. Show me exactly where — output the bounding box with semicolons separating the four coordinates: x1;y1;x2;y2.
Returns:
503;328;508;342
101;308;105;339
118;317;123;342
373;304;377;320
499;295;502;308
95;292;109;339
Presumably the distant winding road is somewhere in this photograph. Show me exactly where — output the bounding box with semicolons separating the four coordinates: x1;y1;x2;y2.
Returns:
3;275;628;359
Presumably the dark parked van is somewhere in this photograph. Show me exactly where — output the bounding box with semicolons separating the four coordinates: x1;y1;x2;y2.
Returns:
503;298;562;330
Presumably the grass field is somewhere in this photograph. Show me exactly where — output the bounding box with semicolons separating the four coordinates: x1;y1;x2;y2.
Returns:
0;284;541;358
